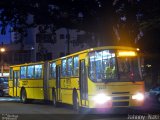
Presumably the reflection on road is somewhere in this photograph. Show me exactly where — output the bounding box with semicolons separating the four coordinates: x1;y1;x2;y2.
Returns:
0;96;160;114
0;97;20;102
0;97;160;120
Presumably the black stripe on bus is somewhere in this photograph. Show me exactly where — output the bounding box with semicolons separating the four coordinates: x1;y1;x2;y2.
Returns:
9;87;44;88
60;88;80;90
112;92;129;94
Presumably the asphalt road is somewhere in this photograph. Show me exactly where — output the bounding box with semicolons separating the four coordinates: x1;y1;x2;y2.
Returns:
0;97;160;120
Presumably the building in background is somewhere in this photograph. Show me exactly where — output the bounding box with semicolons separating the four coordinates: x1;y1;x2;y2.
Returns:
2;26;94;67
10;27;93;62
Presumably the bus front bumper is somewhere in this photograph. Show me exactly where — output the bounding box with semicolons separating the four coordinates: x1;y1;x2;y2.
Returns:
87;96;144;109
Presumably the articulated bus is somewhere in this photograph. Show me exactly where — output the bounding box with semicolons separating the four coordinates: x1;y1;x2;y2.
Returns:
8;46;144;110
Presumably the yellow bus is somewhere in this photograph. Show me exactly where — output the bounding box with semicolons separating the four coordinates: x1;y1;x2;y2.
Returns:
9;46;144;110
8;62;46;103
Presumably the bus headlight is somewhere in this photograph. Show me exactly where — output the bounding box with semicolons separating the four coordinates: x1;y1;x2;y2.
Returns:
92;93;111;104
132;93;144;101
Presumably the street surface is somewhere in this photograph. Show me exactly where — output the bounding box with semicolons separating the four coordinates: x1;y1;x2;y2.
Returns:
0;97;160;120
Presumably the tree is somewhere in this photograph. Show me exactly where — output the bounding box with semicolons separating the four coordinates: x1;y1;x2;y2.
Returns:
0;1;119;45
0;0;102;49
111;0;160;88
1;1;160;80
138;0;160;87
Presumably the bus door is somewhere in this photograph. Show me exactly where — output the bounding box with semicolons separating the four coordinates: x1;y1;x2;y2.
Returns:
80;60;88;107
56;65;61;101
13;71;19;96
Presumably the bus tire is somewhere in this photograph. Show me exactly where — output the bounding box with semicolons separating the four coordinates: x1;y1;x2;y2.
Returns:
73;91;80;112
21;89;28;104
52;91;58;107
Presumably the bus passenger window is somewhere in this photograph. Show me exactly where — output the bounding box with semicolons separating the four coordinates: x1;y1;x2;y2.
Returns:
35;65;42;79
89;50;116;82
73;56;79;76
20;66;27;79
50;62;56;79
67;58;73;76
62;59;67;77
27;65;34;79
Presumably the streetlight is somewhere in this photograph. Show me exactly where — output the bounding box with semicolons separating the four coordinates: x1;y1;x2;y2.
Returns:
0;48;5;52
0;46;5;76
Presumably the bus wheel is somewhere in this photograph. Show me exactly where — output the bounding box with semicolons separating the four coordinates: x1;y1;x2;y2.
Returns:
73;92;80;112
52;91;58;107
21;89;28;103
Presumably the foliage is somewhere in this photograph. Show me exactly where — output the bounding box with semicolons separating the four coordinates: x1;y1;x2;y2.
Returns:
0;0;160;47
1;0;160;86
0;0;103;46
0;0;99;32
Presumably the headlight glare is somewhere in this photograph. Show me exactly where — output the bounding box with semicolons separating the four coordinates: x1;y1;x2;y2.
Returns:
93;93;111;104
132;93;144;101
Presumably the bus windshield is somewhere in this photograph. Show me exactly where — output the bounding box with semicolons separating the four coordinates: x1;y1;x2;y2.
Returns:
89;50;142;82
117;57;141;82
89;50;117;82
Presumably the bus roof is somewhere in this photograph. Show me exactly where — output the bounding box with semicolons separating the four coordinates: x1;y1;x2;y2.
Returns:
10;46;139;66
10;61;44;68
49;46;139;62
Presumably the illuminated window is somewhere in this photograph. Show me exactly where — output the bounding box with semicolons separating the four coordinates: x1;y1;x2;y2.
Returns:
35;64;42;79
67;57;73;76
62;59;67;77
89;50;116;82
117;51;137;57
50;62;56;78
20;66;27;79
73;56;79;76
27;65;34;79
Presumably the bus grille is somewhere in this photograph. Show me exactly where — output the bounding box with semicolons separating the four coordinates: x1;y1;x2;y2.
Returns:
112;92;129;94
112;101;129;107
112;96;129;100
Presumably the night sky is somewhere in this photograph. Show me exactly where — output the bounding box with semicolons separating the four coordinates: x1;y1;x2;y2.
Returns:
0;25;10;44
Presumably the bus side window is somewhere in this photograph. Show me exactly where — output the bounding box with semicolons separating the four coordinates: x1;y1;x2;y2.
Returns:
27;65;34;79
67;57;73;76
50;62;56;79
73;56;79;76
20;66;27;79
62;59;67;77
35;64;42;79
